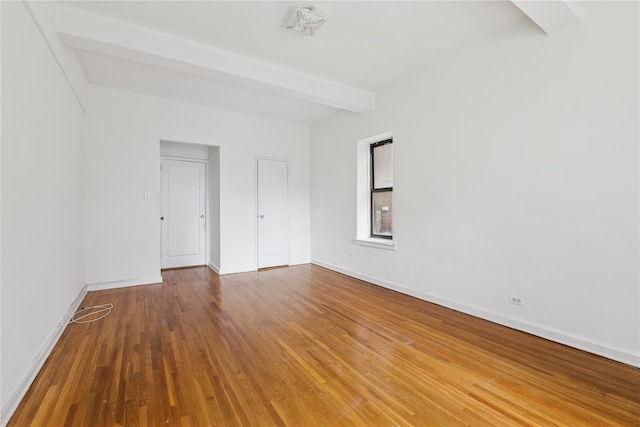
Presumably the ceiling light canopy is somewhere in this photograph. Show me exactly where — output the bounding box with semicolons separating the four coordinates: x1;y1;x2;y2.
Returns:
286;6;325;36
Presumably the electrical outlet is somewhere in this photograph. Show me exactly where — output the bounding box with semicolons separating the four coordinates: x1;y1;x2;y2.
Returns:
509;295;524;306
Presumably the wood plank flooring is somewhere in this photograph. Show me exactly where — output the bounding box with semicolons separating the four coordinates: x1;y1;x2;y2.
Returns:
8;265;640;426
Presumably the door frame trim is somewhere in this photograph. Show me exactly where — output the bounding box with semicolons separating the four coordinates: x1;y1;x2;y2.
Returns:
160;156;208;164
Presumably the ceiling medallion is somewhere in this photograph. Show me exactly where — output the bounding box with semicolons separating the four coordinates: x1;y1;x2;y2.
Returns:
286;6;326;36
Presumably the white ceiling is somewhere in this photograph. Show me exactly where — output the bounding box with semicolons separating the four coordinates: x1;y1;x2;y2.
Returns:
57;1;543;123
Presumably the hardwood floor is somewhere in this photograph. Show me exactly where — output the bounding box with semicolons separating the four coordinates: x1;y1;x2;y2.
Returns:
8;265;639;426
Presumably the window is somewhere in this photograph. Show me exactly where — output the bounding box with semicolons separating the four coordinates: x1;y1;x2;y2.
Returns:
356;132;395;250
370;139;393;239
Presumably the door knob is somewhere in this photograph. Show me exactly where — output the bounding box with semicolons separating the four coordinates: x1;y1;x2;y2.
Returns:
160;216;164;220
260;215;264;219
200;214;205;219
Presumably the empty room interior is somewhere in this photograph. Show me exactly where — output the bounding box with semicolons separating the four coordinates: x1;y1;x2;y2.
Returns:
1;1;639;426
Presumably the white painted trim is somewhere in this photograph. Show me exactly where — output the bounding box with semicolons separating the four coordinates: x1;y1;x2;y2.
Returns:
207;261;220;274
86;276;163;292
205;162;210;271
357;131;395;147
218;259;311;273
353;238;396;251
312;260;640;368
0;0;3;421
289;258;312;266
160;155;208;164
0;284;88;426
23;1;86;112
218;265;257;275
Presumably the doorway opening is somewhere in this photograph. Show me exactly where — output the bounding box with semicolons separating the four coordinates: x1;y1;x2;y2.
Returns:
160;141;220;271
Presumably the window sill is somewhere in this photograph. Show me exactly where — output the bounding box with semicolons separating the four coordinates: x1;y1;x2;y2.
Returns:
353;238;396;251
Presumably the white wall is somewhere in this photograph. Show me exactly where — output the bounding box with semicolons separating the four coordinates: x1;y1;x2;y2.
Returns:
84;85;311;283
1;0;86;416
311;2;639;365
208;147;221;271
0;2;4;417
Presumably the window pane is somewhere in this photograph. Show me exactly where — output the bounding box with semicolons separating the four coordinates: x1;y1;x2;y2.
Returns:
373;143;393;189
372;191;393;236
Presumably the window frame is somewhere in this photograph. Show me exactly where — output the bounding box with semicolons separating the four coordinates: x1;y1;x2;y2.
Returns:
369;138;393;240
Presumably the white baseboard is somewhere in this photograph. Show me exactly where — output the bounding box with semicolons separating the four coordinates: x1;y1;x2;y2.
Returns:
218;264;257;275
207;261;220;274
0;284;88;426
312;260;640;368
215;259;312;275
211;259;311;276
289;258;312;266
86;275;163;291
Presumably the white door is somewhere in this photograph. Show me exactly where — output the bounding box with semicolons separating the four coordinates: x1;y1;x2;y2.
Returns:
257;158;289;268
161;159;206;268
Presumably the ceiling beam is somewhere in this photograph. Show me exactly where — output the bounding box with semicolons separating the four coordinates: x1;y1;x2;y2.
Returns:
511;1;584;35
54;5;374;114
